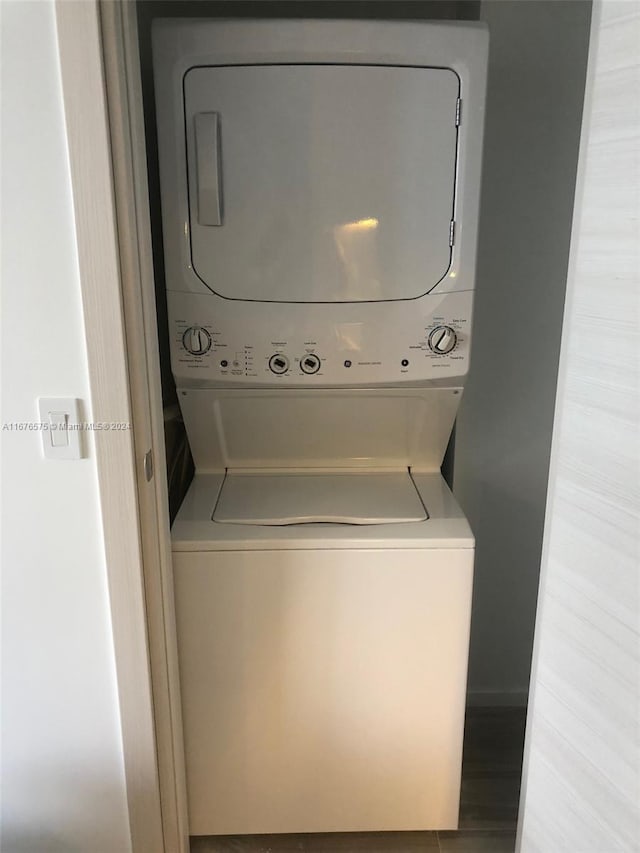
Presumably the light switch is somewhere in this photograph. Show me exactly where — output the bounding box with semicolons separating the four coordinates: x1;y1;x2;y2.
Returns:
49;412;69;448
38;398;82;460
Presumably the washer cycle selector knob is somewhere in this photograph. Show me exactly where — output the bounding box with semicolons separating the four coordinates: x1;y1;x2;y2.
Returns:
428;325;457;355
183;326;211;355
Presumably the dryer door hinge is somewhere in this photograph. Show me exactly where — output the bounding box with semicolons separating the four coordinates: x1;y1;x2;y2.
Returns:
455;97;462;127
143;448;154;482
449;220;456;247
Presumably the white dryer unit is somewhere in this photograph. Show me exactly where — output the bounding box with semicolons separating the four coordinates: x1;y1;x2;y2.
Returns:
153;19;488;837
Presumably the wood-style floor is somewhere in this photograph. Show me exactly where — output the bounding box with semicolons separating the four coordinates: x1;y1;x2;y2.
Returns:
191;707;526;853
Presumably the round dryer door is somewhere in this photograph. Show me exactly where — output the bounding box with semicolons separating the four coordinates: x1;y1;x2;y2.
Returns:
184;64;459;303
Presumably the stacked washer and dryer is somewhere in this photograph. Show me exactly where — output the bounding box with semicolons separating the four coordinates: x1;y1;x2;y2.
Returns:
153;19;488;838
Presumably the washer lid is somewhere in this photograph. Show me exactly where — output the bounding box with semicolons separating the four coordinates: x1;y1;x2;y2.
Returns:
184;64;459;303
213;472;428;525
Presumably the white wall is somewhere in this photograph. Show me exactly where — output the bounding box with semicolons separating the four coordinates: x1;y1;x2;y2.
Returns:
0;3;132;851
518;1;640;848
454;0;593;703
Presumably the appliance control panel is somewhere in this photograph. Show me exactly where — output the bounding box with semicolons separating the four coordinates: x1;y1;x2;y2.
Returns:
168;290;473;386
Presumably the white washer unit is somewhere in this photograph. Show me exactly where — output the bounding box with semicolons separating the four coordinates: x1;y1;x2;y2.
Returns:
153;19;488;836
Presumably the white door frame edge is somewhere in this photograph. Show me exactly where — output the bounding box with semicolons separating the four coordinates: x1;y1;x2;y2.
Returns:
55;2;188;851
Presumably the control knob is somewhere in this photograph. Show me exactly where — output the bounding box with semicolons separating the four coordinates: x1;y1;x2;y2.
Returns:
183;326;211;356
269;354;290;375
428;325;457;355
300;353;321;375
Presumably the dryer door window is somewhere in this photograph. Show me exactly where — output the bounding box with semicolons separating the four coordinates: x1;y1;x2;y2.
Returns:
184;64;459;303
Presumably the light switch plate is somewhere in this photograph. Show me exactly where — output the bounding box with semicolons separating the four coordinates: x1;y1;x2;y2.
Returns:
37;398;83;460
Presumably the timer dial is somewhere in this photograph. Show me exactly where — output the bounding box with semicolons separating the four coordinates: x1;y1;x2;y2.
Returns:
182;326;212;356
428;325;457;355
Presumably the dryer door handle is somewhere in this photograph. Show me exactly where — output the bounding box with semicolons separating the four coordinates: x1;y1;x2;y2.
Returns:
194;112;223;226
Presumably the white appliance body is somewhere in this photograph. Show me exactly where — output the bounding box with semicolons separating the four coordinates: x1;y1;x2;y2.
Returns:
172;473;474;836
153;18;488;836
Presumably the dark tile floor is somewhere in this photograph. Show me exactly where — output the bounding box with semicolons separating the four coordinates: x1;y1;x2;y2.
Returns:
191;707;527;853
